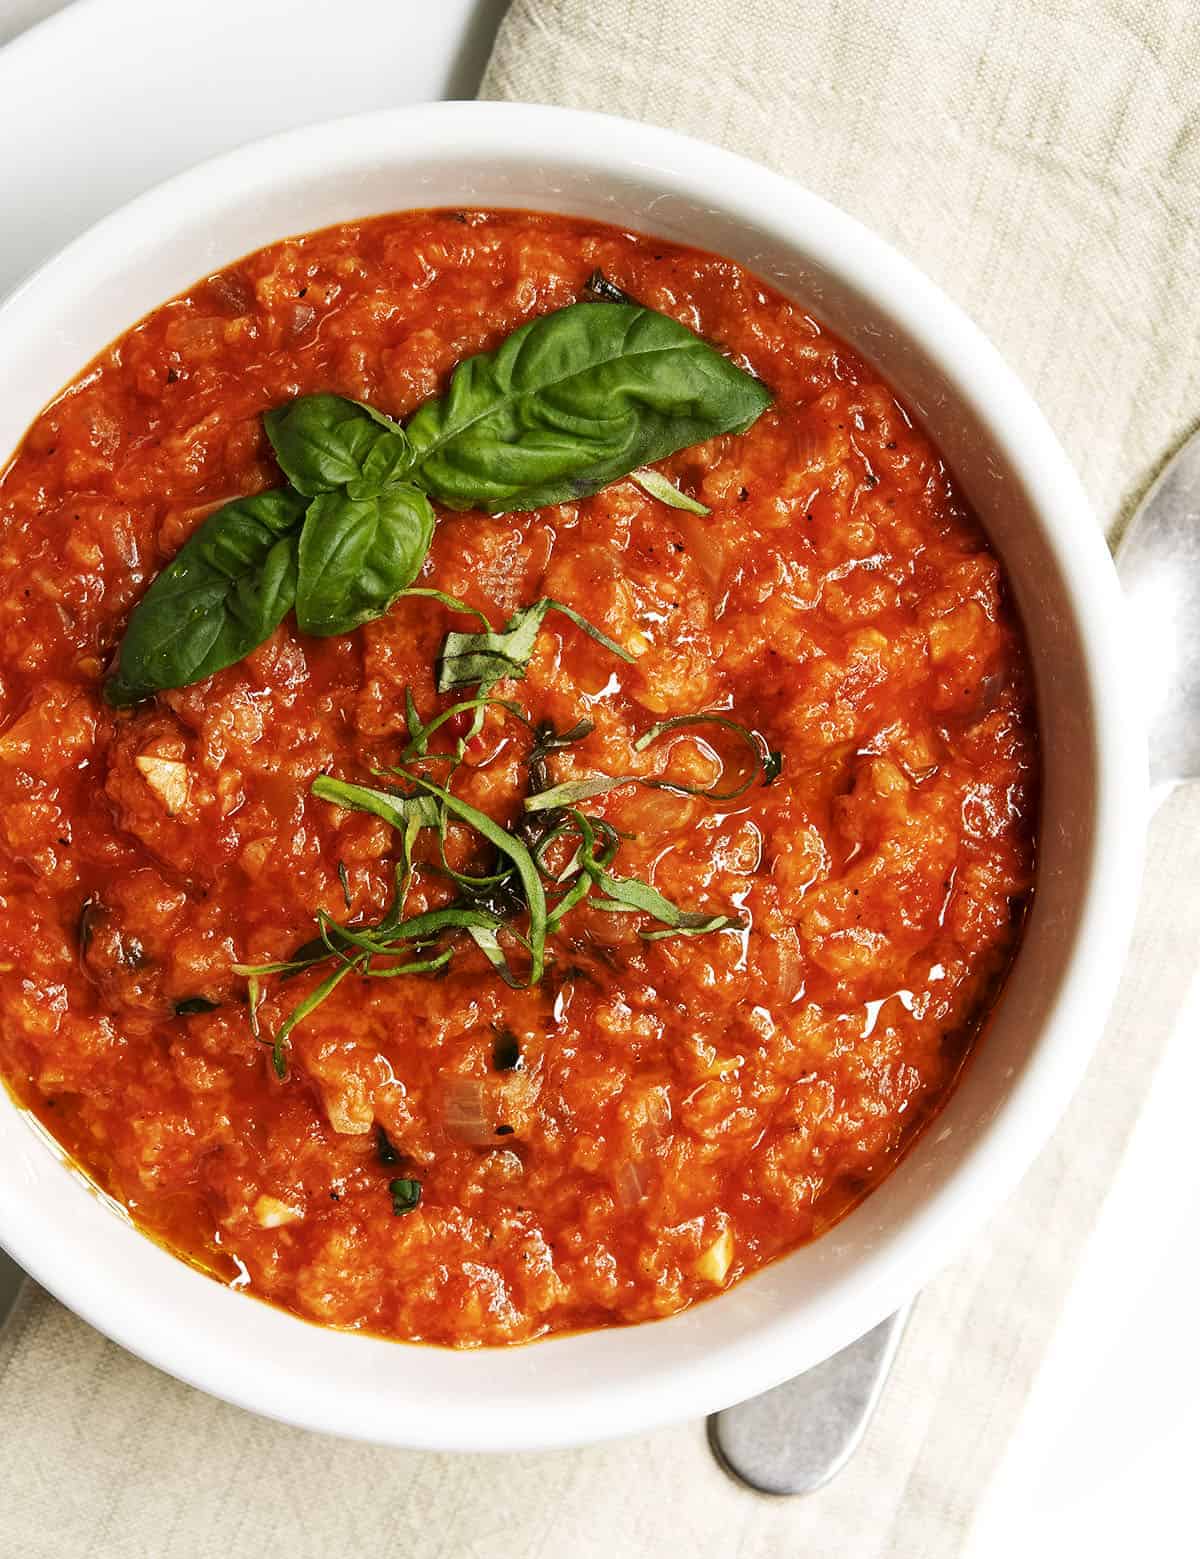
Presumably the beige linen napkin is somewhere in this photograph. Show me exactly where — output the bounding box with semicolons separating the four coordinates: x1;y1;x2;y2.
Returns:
3;4;1200;1556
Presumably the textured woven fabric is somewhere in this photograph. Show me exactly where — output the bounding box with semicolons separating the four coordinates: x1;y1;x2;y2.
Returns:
2;3;1199;1555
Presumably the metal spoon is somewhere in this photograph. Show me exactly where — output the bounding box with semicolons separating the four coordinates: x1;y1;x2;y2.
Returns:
709;426;1200;1494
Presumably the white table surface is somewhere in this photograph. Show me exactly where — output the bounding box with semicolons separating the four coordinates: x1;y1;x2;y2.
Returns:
1;4;1195;1554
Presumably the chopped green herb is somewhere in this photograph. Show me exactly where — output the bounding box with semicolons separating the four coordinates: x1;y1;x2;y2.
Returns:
376;1126;400;1166
582;269;635;305
436;597;631;694
389;1177;422;1215
173;996;220;1016
631;466;710;515
336;860;352;911
397;770;548;985
492;1029;521;1071
523;712;780;813
632;712;779;800
310;776;441;834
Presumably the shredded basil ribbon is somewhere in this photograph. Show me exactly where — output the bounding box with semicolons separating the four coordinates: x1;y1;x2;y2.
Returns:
236;701;757;1071
525;712;783;810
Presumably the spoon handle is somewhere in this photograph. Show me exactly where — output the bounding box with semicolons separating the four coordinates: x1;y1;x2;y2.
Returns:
707;1303;911;1494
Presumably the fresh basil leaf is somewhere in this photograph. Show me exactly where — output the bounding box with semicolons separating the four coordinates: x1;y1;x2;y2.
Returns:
389;1177;421;1215
349;431;416;498
105;488;306;705
264;393;411;498
404;301;772;512
295;485;435;636
631;467;711;515
436;597;632;693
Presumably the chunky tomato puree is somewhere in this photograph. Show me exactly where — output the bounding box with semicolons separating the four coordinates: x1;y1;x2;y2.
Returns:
0;211;1037;1345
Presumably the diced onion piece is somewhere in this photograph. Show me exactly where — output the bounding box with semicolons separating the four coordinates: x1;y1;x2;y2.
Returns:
443;1073;536;1146
134;755;190;815
695;1228;734;1285
680;514;726;586
323;1085;374;1136
444;1076;493;1146
762;925;804;1003
631;1084;671;1157
794;423;824;471
254;1194;303;1229
616;1159;649;1208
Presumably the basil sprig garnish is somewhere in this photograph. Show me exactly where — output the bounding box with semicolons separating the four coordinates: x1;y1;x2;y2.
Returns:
105;296;771;703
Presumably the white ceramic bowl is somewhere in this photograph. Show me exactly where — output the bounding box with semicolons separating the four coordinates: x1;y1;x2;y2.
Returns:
0;102;1145;1451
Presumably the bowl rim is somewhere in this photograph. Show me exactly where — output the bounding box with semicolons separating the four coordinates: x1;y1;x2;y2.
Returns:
0;99;1147;1450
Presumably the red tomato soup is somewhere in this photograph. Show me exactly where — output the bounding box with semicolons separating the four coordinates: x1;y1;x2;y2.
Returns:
0;211;1037;1345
